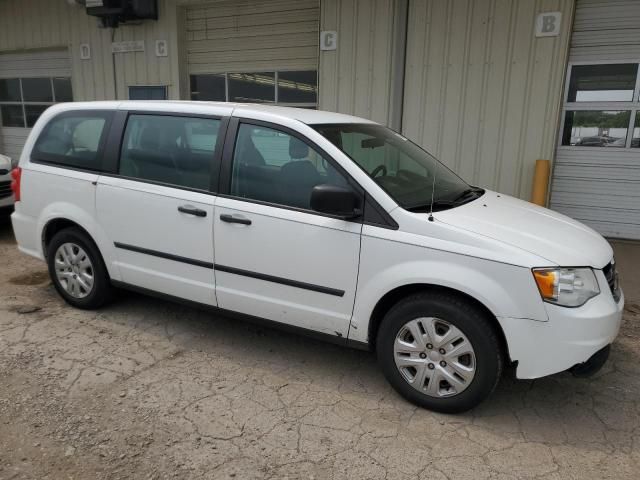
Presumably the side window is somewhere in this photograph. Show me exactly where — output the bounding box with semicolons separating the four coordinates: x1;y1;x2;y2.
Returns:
119;114;220;191
32;112;111;170
230;123;350;210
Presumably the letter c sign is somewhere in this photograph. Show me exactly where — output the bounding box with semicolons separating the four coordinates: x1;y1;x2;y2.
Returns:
320;31;338;51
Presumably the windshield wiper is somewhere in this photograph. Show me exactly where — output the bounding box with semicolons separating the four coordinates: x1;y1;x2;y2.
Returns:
451;187;483;203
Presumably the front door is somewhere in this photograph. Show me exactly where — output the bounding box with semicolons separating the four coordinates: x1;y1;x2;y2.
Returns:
213;120;363;337
97;112;224;305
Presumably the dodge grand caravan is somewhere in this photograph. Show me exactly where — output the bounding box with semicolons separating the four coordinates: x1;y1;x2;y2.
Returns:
10;102;624;412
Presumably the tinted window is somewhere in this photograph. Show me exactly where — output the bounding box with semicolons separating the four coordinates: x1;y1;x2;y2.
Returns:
0;79;21;102
0;105;24;127
228;72;275;103
278;71;318;104
128;86;167;100
53;78;73;102
33;112;111;170
562;110;631;147
632;112;640;148
22;78;53;102
190;74;225;101
231;124;350;210
568;64;638;102
120;114;220;190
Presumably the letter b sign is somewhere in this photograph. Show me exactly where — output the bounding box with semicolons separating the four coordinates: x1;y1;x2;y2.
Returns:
535;12;562;37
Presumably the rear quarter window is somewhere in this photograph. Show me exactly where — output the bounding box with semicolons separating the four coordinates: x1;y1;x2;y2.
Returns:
31;111;113;171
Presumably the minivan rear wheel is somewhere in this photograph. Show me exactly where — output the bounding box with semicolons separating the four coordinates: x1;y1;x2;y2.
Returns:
376;292;502;413
47;228;112;309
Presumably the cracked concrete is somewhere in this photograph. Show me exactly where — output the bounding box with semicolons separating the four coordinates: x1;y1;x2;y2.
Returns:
0;213;639;480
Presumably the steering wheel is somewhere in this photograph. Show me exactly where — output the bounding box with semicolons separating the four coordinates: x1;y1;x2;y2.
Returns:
371;164;388;178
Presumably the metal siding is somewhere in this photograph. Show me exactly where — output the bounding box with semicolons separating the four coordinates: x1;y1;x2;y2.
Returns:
185;0;320;74
550;0;640;240
0;0;180;101
401;0;574;201
318;0;399;125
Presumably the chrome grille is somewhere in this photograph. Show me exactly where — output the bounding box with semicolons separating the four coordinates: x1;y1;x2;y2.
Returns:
0;180;12;199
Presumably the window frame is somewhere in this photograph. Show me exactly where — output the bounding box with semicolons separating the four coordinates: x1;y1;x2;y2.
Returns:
0;77;73;128
112;111;229;195
30;110;114;172
559;61;640;149
218;117;365;218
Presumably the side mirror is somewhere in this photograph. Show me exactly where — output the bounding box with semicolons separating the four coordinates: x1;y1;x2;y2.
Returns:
310;184;361;219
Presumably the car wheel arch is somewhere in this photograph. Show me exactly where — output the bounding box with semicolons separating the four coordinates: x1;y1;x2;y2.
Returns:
367;283;511;363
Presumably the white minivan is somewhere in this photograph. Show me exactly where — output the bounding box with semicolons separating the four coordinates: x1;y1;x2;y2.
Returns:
11;101;623;412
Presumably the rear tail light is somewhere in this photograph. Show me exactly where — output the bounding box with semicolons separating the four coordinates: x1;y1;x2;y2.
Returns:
10;167;21;202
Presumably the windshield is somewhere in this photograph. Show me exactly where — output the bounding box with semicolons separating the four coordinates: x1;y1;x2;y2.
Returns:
312;123;482;211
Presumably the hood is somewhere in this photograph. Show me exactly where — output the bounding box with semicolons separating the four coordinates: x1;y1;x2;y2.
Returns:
435;190;613;268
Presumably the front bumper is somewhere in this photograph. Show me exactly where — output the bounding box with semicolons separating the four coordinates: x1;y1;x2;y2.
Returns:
499;286;624;379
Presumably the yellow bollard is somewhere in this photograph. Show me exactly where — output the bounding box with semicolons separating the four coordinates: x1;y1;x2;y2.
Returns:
531;159;551;207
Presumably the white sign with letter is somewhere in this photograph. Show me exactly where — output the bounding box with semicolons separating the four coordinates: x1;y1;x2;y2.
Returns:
535;12;562;37
320;31;338;51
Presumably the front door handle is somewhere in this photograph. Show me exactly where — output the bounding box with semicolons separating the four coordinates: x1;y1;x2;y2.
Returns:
178;205;207;217
220;214;252;225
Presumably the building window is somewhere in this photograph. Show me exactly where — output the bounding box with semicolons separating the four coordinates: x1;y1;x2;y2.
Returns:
560;63;640;148
0;77;72;128
190;70;318;108
128;86;168;100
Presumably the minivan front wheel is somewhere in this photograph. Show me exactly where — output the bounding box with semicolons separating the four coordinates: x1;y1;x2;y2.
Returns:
47;228;111;309
377;292;502;413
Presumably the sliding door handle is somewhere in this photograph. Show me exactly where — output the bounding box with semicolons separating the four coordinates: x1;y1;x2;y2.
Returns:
178;205;207;217
220;214;252;225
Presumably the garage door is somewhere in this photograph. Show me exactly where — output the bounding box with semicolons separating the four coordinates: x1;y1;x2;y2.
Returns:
550;0;640;240
0;49;72;162
186;0;319;107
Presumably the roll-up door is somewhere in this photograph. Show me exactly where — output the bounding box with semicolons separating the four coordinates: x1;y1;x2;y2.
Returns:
0;49;72;162
185;0;320;107
550;0;640;240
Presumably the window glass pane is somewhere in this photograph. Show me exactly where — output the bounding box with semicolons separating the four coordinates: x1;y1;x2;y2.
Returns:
21;78;53;102
228;72;275;103
33;114;109;170
0;105;25;127
25;104;49;127
128;86;167;100
120;114;220;190
277;71;317;104
53;78;73;102
568;64;638;102
231;124;349;209
0;79;21;102
632;112;640;148
190;74;226;101
315;124;470;210
562;110;630;146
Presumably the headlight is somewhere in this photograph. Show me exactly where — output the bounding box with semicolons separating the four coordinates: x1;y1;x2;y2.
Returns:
532;267;600;307
10;156;18;169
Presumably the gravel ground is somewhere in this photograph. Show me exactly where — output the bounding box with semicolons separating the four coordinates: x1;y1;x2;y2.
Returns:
0;212;639;480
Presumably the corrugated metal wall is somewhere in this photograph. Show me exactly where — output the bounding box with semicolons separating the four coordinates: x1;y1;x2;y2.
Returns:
549;0;640;240
319;0;404;126
185;0;319;74
0;0;181;101
402;0;574;200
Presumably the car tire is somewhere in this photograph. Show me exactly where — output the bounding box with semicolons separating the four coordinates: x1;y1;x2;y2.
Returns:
376;291;503;413
46;227;112;309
